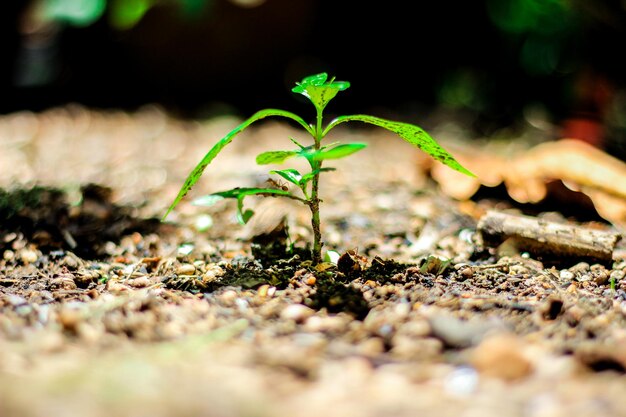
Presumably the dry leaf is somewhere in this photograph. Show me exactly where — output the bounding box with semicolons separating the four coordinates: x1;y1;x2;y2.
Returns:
427;138;626;228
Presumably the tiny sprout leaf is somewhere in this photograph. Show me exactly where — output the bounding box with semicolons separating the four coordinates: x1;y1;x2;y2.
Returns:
211;187;293;199
256;151;298;165
110;0;152;30
324;250;341;264
191;194;225;207
324;115;475;177
289;137;306;149
162;108;312;221
270;169;302;185
312;143;367;161
292;72;350;111
208;187;296;225
300;168;336;185
238;203;254;225
44;0;106;27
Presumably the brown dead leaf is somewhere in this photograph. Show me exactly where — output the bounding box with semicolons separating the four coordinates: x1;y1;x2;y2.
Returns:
427;138;626;228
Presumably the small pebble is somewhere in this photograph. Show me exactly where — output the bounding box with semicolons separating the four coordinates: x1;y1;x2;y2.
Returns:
569;262;590;274
304;315;348;333
610;270;625;282
356;337;385;357
177;264;196;275
202;264;224;282
280;304;315;322
219;290;238;304
58;308;82;332
50;276;77;291
257;284;270;297
444;366;479;397
60;253;82;270
471;333;533;381
19;248;39;264
128;276;151;288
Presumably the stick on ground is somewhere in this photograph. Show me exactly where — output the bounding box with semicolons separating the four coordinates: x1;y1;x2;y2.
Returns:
477;210;622;264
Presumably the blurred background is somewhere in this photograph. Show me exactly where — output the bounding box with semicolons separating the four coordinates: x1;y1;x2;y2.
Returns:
2;0;626;155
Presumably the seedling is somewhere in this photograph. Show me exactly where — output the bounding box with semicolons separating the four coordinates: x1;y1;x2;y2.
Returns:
163;72;474;264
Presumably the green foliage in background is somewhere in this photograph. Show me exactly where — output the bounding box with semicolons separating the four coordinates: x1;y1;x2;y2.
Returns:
41;0;209;29
163;73;475;264
486;0;579;76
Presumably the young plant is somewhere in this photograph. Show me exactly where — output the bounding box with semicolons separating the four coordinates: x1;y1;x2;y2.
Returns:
162;72;474;264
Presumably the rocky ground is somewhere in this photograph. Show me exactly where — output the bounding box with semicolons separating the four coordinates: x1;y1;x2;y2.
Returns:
1;104;626;417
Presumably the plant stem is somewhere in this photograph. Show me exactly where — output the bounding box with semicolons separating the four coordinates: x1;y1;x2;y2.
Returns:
308;106;325;264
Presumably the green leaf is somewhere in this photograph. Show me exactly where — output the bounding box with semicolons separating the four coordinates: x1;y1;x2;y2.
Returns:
191;194;224;207
270;169;302;185
289;137;306;149
256;151;298;165
211;187;293;199
110;0;153;29
300;167;336;184
291;72;350;111
194;187;296;225
292;73;328;94
237;198;254;224
324;115;475;177
210;187;294;225
43;0;106;27
178;0;210;17
312;143;367;161
162;109;312;221
324;250;341;264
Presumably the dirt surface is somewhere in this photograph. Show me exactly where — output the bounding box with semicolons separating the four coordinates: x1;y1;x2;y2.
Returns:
1;105;626;417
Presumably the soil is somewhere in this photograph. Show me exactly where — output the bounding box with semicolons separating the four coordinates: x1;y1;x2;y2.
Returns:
1;104;626;417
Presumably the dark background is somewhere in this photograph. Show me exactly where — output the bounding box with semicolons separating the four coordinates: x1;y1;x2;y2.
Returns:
2;0;626;149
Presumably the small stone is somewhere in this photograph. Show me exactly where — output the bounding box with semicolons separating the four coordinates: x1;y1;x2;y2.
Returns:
202;264;224;283
3;250;15;261
391;335;443;360
19;248;39;264
219;289;238;304
397;319;431;338
356;337;385;357
176;264;196;275
128;276;151;288
593;270;610;285
444;366;479;397
569;262;590;274
471;333;533;381
458;266;474;280
58;308;82;332
509;264;529;275
565;305;586;324
50;275;77;291
257;284;270;297
304;315;348;333
106;280;132;294
610;270;625;282
428;314;506;348
393;302;411;319
280;304;315;322
60;252;82;270
559;270;575;281
74;269;100;287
